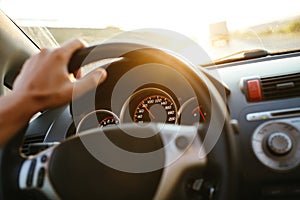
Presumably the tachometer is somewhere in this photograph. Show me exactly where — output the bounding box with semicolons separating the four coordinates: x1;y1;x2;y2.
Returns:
77;109;119;133
99;115;119;127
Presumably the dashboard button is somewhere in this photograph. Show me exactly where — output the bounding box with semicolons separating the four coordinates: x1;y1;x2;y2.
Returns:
175;136;189;150
246;79;262;102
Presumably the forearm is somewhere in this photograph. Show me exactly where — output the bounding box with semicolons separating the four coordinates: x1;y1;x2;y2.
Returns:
0;92;36;147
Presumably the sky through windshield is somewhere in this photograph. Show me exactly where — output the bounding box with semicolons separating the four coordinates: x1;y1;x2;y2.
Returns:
1;0;299;32
1;0;300;60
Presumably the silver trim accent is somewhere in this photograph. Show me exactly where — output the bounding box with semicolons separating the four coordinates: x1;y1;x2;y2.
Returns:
19;147;60;200
154;125;206;199
76;109;120;134
209;186;215;200
247;107;300;121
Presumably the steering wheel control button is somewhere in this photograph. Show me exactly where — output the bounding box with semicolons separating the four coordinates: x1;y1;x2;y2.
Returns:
37;167;45;188
41;155;48;163
267;132;292;155
245;79;262;102
175;136;189;150
252;120;300;171
26;158;37;187
19;149;61;200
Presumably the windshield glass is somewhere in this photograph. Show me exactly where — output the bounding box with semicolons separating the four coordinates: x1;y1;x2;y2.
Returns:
1;0;300;61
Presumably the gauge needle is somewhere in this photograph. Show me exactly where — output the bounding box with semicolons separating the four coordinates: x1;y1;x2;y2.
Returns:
192;106;206;122
142;104;156;119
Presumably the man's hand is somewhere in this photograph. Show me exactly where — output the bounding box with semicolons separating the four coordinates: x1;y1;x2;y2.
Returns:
13;39;107;113
0;39;107;147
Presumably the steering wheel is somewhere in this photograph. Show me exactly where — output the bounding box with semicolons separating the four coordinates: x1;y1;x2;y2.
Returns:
0;42;238;200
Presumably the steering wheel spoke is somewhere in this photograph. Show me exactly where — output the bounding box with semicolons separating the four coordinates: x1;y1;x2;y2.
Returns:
19;147;60;200
154;124;207;199
18;123;207;200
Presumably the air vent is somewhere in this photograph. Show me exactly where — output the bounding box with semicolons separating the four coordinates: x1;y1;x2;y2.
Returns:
261;72;300;101
243;72;300;102
21;135;45;156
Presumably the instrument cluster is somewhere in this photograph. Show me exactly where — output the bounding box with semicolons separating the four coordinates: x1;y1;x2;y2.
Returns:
77;86;207;132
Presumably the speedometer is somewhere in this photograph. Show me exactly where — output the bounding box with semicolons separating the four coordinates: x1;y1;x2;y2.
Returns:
120;87;178;124
133;94;177;124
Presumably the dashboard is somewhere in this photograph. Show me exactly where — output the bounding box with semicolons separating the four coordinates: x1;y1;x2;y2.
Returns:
215;53;300;199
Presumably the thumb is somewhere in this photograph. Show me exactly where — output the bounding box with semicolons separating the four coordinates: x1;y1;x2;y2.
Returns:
72;68;107;99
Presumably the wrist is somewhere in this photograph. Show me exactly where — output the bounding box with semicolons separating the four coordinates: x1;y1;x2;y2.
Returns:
0;91;41;147
9;91;40;120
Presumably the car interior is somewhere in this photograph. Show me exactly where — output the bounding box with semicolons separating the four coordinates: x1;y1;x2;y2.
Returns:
0;1;300;200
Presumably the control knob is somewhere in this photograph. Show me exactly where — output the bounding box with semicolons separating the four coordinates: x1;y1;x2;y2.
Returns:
267;132;292;155
252;121;300;171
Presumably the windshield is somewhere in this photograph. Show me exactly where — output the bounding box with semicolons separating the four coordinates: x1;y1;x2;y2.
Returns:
1;0;300;62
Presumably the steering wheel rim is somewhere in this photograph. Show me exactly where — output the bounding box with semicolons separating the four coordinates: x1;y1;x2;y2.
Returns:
0;42;238;200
